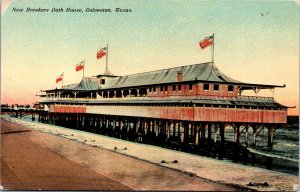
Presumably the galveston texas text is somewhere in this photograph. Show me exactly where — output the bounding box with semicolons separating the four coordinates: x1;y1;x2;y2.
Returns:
12;7;132;13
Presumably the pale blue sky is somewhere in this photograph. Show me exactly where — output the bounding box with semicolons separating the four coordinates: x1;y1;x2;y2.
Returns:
1;0;299;114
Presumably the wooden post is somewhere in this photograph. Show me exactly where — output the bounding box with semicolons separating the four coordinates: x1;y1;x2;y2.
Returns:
144;119;148;135
253;125;257;147
213;124;218;143
236;124;240;145
178;122;181;143
195;123;199;145
112;117;116;130
207;123;212;143
106;117;109;129
245;125;249;146
268;126;274;149
82;115;85;129
151;120;155;136
220;123;225;145
166;121;170;139
173;121;176;137
134;118;138;133
184;122;188;144
155;120;158;137
200;123;206;141
127;118;130;132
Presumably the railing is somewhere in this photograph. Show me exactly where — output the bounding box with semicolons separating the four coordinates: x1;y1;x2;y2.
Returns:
40;94;275;103
0;107;46;112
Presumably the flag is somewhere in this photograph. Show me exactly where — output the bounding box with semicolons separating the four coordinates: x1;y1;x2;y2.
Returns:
97;47;106;60
76;60;84;72
199;35;213;50
56;73;63;83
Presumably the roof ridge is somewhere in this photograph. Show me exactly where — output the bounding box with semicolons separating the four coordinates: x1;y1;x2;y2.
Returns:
119;62;213;77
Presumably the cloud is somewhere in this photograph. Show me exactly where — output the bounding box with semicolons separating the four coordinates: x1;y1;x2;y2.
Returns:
294;0;300;5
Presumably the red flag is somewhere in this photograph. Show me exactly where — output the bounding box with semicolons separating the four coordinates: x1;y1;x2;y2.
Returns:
56;73;63;83
76;61;84;72
97;47;106;60
199;36;213;50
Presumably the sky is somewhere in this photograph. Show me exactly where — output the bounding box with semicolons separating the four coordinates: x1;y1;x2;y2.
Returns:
1;0;299;115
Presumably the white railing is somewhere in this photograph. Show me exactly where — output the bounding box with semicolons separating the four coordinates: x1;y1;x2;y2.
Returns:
40;94;274;103
40;96;139;102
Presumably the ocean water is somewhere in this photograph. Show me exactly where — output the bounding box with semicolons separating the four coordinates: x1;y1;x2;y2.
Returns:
192;126;299;176
12;115;300;176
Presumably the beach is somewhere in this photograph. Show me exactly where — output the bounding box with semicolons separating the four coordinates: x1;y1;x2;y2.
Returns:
1;116;298;191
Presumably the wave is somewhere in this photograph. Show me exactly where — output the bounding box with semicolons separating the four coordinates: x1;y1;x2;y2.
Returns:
277;142;298;148
247;147;299;162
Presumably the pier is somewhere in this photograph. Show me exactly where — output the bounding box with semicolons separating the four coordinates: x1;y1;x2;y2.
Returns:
0;105;46;120
38;111;281;151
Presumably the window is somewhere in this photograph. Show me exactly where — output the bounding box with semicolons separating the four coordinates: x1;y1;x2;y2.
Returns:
101;79;105;84
153;87;156;92
189;84;193;90
214;84;219;91
164;86;168;91
204;84;210;90
160;86;164;92
228;85;234;92
172;85;176;91
178;85;181;91
149;87;152;92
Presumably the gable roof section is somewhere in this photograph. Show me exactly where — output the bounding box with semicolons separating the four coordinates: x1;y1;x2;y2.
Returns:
60;77;101;91
103;62;242;89
44;62;284;92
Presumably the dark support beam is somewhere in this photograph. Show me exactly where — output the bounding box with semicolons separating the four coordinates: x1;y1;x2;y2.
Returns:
252;125;257;147
245;125;249;146
213;124;218;143
268;126;274;149
233;124;240;145
200;123;206;142
220;122;225;145
177;122;181;142
184;122;188;144
207;123;212;144
236;124;240;145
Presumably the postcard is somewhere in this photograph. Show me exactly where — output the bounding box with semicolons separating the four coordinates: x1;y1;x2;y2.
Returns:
1;0;299;191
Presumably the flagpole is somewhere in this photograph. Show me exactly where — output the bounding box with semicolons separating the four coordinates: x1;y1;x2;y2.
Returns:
62;72;64;87
106;44;108;70
211;33;214;63
83;59;85;78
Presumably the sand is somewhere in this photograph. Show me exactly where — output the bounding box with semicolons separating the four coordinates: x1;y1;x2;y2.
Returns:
1;118;239;191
